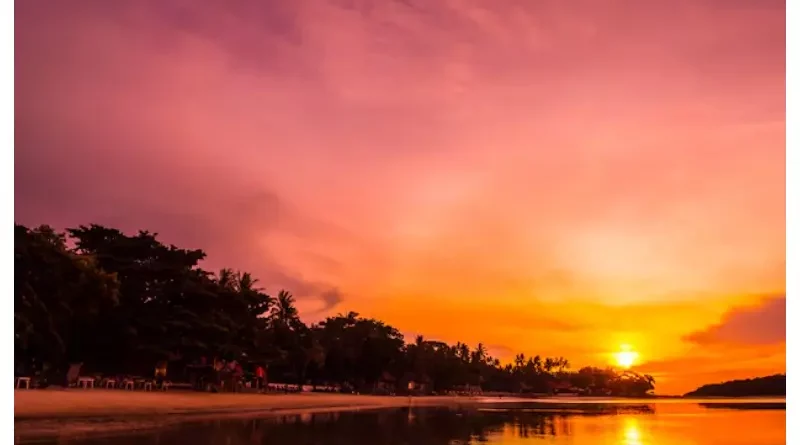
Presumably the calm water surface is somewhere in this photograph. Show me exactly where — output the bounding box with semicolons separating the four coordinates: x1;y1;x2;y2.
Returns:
20;399;786;445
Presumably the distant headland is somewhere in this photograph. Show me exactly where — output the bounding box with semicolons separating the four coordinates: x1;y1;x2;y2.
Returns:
684;374;785;398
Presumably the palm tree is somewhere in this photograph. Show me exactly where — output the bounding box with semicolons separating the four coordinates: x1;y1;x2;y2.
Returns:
218;268;236;290
272;290;299;327
235;271;259;294
556;357;570;373
514;353;526;370
532;355;543;374
472;343;487;364
544;357;555;373
458;343;471;363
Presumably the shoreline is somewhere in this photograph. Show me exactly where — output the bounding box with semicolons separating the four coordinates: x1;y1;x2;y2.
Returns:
15;389;477;419
15;389;785;420
14;390;476;439
14;390;785;441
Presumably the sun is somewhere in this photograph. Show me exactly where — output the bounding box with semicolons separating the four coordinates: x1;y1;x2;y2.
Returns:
613;345;639;369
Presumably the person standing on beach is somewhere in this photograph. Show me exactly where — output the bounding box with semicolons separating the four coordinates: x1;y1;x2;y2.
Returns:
255;365;265;391
155;361;167;388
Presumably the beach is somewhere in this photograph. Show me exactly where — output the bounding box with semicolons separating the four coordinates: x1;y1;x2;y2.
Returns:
15;389;474;418
14;389;475;439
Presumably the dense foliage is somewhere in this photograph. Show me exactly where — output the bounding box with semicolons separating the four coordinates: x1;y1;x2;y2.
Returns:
684;374;786;397
14;223;656;396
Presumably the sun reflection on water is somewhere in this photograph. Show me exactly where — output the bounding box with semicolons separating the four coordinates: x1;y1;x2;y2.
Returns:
622;417;643;445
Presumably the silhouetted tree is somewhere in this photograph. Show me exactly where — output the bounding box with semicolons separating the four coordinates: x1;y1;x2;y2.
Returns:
14;222;659;396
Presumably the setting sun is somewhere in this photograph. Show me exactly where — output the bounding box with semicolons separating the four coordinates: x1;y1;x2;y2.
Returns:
614;345;639;369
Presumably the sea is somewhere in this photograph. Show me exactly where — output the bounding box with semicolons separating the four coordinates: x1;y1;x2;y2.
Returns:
17;397;786;445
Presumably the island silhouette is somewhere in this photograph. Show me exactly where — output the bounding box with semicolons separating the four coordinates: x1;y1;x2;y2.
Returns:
684;374;786;398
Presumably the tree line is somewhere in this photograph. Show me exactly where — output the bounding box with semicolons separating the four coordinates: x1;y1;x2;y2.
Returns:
684;374;785;397
15;223;655;396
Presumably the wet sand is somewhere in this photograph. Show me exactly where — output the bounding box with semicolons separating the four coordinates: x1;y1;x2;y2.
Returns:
15;390;475;439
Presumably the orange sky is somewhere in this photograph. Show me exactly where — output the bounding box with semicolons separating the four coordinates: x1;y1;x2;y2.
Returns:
15;0;785;394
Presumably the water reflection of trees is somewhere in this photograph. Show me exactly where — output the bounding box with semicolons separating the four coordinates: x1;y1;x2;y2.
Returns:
698;402;786;411
477;403;655;416
48;405;657;445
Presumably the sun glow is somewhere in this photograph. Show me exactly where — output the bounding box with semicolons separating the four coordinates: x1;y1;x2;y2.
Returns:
613;344;639;369
622;417;643;445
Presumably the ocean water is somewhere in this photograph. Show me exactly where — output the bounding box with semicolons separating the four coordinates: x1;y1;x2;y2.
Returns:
17;398;786;445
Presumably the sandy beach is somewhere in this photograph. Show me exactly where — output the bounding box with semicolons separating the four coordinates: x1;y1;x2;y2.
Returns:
15;389;474;419
14;389;476;439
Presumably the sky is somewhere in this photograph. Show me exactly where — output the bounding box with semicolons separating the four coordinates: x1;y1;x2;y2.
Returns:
15;0;785;394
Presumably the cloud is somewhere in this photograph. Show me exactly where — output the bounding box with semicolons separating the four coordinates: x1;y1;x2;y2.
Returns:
684;295;786;346
636;340;785;395
14;0;785;393
14;114;348;310
318;288;344;314
639;341;785;374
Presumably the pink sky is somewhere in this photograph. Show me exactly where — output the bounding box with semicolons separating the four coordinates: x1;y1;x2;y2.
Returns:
15;0;785;394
